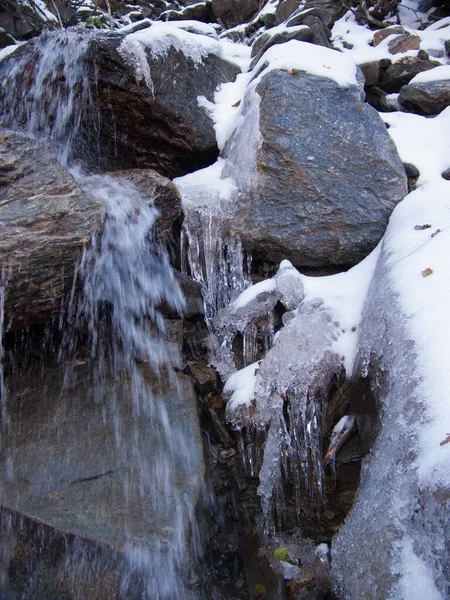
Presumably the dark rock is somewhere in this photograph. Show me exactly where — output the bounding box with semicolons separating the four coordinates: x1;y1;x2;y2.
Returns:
162;2;211;22
398;78;450;115
372;26;405;46
380;56;440;93
210;0;261;28
251;26;313;65
106;169;183;246
276;0;345;26
417;48;430;60
442;167;450;180
226;69;407;267
0;0;75;40
186;361;219;395
365;86;397;112
160;271;205;319
0;131;104;330
299;14;332;48
275;0;302;23
445;39;450;56
403;162;420;179
388;33;420;54
0;29;240;178
0;28;14;49
360;61;381;86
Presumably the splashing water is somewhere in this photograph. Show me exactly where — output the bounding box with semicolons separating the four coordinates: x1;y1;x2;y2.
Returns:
0;30;96;165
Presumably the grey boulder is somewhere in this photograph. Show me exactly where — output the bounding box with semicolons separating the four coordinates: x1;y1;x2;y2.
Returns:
224;68;408;268
399;78;450;115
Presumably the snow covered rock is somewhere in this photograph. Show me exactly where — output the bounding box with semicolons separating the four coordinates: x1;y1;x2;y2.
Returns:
380;55;441;94
0;131;104;330
398;66;450;114
224;44;408;267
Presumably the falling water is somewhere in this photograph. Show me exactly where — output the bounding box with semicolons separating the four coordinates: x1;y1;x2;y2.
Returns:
0;29;205;599
0;30;97;165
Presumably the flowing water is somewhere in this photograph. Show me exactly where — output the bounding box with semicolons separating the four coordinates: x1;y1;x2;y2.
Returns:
0;29;205;599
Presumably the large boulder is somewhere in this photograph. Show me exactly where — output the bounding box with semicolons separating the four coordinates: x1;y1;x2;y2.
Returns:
210;0;262;28
0;131;104;330
0;361;204;597
0;26;241;178
222;54;408;267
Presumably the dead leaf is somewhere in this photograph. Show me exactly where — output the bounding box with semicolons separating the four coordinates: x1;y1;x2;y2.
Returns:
440;434;450;447
421;268;433;278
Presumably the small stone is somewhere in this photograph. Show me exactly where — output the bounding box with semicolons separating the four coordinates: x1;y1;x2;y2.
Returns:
414;224;431;230
441;167;450;180
445;40;450;57
404;163;420;179
421;268;434;277
373;26;405;47
417;49;429;60
388;33;420;55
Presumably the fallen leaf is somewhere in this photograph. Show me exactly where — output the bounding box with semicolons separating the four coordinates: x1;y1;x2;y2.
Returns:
421;268;433;278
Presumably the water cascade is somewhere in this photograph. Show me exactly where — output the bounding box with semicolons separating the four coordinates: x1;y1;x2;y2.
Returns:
0;29;205;599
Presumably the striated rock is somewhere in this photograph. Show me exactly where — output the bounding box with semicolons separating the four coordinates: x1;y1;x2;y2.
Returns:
380;56;440;93
225;68;407;267
388;33;420;54
398;79;450;115
0;131;104;330
210;0;261;28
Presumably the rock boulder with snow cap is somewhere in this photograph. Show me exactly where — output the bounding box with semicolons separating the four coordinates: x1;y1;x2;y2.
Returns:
398;66;450;115
221;42;408;268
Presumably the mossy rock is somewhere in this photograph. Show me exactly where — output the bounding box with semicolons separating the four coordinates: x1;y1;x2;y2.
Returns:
273;546;295;564
85;15;108;29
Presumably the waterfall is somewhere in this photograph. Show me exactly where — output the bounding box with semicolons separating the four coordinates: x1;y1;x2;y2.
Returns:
0;29;205;599
0;30;96;166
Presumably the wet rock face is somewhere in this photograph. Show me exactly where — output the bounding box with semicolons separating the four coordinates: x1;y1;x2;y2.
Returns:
0;362;204;598
0;131;104;330
88;36;239;177
106;168;183;246
231;69;408;268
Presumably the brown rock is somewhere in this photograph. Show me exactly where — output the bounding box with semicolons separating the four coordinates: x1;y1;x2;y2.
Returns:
0;131;104;330
372;26;405;47
388;33;420;54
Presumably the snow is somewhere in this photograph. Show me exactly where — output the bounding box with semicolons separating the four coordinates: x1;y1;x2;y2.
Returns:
409;64;450;84
299;246;380;374
252;40;358;88
332;10;448;65
383;107;450;184
230;278;276;311
394;538;444;600
0;45;19;62
224;361;259;413
174;159;236;210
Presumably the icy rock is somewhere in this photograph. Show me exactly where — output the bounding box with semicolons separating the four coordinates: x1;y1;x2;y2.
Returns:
274;260;304;310
332;182;450;599
399;77;450;115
